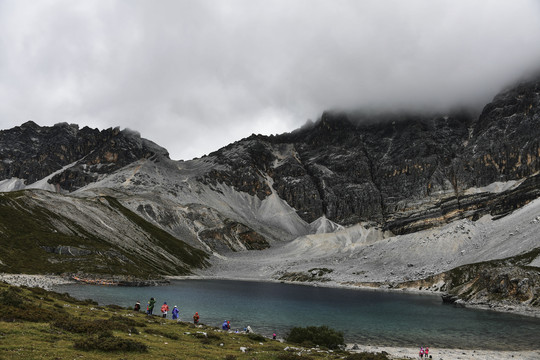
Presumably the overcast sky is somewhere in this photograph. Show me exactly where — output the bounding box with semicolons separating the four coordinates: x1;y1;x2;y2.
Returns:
1;1;540;160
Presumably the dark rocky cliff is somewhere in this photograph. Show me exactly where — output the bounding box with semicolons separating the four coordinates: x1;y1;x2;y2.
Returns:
0;121;168;191
202;77;540;233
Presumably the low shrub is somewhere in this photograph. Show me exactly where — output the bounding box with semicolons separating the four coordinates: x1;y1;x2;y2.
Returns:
74;332;147;352
247;333;266;342
189;331;222;344
51;316;140;334
206;332;221;340
285;325;344;350
0;305;58;323
51;316;102;334
108;315;146;328
0;288;24;308
199;337;212;344
277;353;313;360
144;328;179;340
344;352;390;360
106;304;124;310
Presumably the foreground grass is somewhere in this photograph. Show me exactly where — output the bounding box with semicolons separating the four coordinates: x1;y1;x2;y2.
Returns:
0;282;396;360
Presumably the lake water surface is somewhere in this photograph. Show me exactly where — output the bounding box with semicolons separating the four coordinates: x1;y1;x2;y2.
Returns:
53;279;540;350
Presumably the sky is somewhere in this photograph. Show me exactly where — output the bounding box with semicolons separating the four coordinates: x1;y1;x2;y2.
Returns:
1;1;540;161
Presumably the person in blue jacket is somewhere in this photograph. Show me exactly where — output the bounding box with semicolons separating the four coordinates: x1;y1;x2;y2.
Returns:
172;305;179;320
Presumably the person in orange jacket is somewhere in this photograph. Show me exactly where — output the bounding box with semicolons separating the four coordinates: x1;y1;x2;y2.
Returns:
161;302;169;318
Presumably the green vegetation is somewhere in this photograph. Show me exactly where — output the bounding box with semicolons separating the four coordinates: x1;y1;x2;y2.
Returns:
0;191;208;277
74;332;148;352
285;326;345;350
0;282;397;359
248;332;267;342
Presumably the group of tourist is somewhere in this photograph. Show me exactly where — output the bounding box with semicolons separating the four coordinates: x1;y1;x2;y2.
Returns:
134;298;199;323
133;297;277;339
419;346;431;358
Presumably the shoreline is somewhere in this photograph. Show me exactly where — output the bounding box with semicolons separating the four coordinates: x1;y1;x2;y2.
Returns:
3;272;539;319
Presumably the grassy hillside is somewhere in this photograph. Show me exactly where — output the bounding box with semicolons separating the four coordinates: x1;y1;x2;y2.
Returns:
0;190;208;277
0;282;393;360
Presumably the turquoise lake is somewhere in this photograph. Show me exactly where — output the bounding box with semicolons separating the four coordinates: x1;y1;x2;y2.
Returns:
53;279;540;350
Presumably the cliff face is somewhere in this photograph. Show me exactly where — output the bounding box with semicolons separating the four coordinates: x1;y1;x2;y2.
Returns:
0;122;168;191
201;78;540;234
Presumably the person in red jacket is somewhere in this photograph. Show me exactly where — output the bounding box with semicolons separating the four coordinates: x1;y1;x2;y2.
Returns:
193;312;200;324
161;302;169;318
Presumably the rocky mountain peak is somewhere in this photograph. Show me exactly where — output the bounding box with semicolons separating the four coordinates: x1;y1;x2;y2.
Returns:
0;122;169;191
194;77;539;233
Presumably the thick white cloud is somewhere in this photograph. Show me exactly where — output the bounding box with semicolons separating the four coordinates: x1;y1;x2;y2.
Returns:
1;0;540;160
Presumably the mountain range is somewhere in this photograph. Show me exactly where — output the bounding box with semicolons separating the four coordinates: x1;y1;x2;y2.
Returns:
1;76;539;311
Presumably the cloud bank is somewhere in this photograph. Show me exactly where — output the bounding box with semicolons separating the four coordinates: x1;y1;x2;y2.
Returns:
1;0;540;160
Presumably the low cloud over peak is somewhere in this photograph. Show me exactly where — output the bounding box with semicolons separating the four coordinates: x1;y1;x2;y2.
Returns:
1;0;540;160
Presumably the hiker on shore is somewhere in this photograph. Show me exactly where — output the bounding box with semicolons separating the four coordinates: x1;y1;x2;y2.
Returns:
425;347;430;358
273;332;276;340
222;320;230;330
193;312;199;324
161;302;169;318
147;297;156;315
134;301;141;312
172;305;179;320
419;346;424;358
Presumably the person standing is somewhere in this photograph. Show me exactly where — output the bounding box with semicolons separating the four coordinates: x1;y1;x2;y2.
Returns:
147;297;156;315
134;301;141;312
172;305;179;320
193;312;200;324
161;302;169;318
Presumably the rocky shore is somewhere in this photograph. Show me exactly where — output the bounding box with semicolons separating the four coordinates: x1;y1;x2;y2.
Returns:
70;274;170;286
0;273;169;289
0;273;75;290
